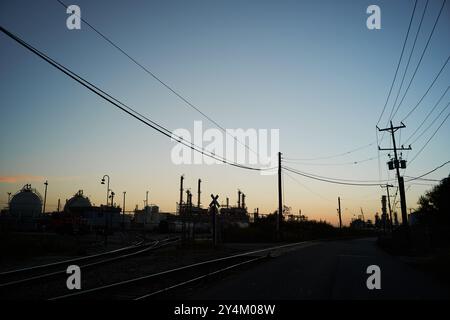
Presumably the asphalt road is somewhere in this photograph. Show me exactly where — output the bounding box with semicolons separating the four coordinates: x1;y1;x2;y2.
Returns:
191;238;450;300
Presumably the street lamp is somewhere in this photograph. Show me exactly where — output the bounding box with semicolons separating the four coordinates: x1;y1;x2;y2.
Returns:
101;175;110;206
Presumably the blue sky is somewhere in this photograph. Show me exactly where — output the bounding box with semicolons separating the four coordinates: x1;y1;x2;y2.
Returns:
0;0;449;225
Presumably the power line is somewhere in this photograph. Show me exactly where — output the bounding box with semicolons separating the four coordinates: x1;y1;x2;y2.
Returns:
283;142;375;161
404;86;449;144
401;54;450;121
404;176;441;182
392;0;448;121
56;0;259;158
284;170;334;202
376;0;418;126
282;155;379;166
408;111;450;165
407;182;439;186
386;0;430;123
405;160;450;182
409;100;450;145
282;165;394;183
282;166;392;186
0;25;267;172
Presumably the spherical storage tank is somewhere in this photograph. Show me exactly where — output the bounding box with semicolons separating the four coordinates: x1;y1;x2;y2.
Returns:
9;184;43;218
64;190;92;211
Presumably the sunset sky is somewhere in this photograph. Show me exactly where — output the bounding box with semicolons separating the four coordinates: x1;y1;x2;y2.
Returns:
1;0;449;226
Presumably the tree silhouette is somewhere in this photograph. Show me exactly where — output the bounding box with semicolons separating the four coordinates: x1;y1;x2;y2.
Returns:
417;175;450;225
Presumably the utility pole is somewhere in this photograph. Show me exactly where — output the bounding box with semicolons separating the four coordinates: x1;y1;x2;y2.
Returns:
381;184;394;232
277;151;283;239
145;190;149;226
377;121;411;227
337;197;342;230
122;191;126;231
381;195;387;234
42;180;48;214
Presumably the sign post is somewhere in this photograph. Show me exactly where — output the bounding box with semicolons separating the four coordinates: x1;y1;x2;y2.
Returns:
209;194;220;248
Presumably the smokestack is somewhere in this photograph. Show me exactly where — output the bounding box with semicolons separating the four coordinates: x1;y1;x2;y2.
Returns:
186;190;191;206
254;207;259;221
238;190;241;208
226;197;229;208
242;193;246;209
197;179;201;208
179;175;184;213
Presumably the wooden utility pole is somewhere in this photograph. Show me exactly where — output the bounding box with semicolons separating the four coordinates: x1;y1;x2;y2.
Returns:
42;180;48;214
381;195;387;234
377;121;411;227
122;191;126;231
381;184;394;232
277;152;283;239
338;197;342;230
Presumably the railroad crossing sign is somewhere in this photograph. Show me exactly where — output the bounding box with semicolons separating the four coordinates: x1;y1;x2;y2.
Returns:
209;194;219;208
210;194;219;248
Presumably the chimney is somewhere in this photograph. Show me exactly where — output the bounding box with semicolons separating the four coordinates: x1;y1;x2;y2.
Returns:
186;190;191;206
179;175;184;213
238;190;241;208
242;193;246;209
226;197;229;208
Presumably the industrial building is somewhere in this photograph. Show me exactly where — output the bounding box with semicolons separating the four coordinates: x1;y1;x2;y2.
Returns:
134;205;170;230
0;177;252;236
219;190;250;228
59;190;123;232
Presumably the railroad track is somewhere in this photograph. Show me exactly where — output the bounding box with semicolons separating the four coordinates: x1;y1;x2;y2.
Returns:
0;237;180;291
49;240;317;300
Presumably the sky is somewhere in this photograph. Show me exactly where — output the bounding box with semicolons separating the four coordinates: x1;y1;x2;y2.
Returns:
0;0;449;226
